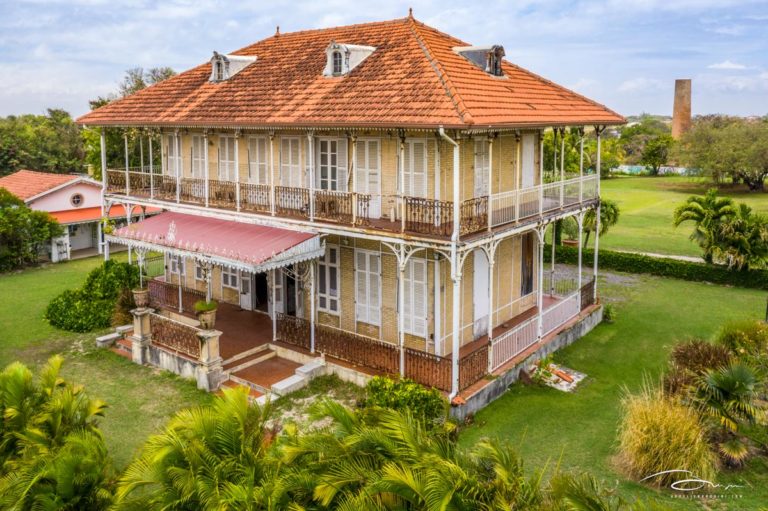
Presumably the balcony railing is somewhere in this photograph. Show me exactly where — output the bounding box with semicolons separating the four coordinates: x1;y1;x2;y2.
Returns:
105;170;598;238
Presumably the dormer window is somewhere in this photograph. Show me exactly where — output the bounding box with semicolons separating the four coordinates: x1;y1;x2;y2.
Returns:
323;41;376;77
209;51;257;83
454;44;506;77
332;50;343;76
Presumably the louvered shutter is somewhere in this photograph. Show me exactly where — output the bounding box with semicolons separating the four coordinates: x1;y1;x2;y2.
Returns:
356;251;367;321
280;138;290;186
411;259;427;337
369;254;380;325
258;138;268;184
402;261;413;334
411;141;426;198
402;142;411;196
295;138;303;187
337;137;348;192
355;140;367;194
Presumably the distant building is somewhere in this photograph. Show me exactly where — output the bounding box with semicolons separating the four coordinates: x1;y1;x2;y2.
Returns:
0;169;146;261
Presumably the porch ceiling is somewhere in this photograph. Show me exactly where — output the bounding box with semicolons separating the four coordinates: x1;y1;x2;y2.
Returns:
107;211;323;272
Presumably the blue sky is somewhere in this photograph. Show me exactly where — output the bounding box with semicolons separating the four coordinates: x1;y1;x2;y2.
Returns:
1;0;766;118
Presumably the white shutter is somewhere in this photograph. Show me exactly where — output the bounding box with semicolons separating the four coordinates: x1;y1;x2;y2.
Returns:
355;251;367;321
412;140;426;198
248;137;268;184
474;139;489;197
355;140;366;193
337;137;348;192
355;250;380;325
404;258;427;337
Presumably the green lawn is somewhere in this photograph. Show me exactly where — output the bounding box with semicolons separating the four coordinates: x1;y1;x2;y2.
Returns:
0;256;212;468
600;176;768;258
459;270;767;509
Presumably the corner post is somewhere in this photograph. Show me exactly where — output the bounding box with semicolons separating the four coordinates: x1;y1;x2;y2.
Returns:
536;226;545;341
123;132;130;195
175;130;181;203
399;133;406;233
398;254;406;377
577;211;585;289
149;134;155;198
578;127;585;203
269;133;276;216
203;130;210;208
309;261;316;353
234;130;241;211
487;136;493;231
308;132;315;221
486;245;496;373
514;132;521;222
559;127;566;207
351;135;358;225
593;126;603;302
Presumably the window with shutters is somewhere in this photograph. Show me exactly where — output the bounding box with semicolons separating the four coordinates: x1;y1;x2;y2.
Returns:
169;255;185;277
521;233;535;296
403;139;427;198
219;135;236;181
355;250;381;326
317;138;348;191
222;266;238;290
318;245;339;313
474;139;490;197
247;136;268;184
191;135;205;178
280;137;302;187
195;262;205;281
166;135;180;177
402;258;428;337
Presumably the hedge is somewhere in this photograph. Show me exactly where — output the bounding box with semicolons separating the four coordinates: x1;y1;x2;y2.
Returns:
550;244;768;290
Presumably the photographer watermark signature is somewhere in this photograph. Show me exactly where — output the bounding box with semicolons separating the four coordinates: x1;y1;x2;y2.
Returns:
641;469;744;493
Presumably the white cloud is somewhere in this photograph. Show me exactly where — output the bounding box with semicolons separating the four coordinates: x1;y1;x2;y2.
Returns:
708;59;747;70
617;77;666;93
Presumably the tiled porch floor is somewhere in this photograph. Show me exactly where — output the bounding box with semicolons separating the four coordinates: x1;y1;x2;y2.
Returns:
214;304;273;361
231;357;301;389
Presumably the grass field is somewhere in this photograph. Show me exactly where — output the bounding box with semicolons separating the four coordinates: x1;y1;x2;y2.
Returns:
0;256;212;468
599;176;768;257
459;269;767;509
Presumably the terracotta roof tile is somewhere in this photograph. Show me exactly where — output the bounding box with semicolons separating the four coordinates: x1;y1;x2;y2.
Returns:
77;17;624;129
0;170;81;201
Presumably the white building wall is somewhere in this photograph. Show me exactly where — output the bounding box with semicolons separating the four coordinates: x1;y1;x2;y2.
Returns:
28;181;102;212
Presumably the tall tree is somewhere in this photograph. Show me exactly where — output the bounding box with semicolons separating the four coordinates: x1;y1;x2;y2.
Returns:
640;134;674;175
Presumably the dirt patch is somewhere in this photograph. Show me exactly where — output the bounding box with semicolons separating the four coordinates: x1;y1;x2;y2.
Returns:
269;375;364;430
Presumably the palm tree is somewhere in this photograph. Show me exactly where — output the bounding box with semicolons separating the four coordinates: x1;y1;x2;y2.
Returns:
713;203;768;270
693;363;760;433
114;386;288;510
673;188;735;263
583;199;620;248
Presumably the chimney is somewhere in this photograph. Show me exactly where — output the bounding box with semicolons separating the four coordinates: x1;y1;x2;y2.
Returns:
671;79;692;139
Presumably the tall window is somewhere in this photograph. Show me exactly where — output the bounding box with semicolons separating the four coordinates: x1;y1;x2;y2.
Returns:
332;50;343;75
521;233;535;296
402;258;427;337
166;134;180;177
218;136;236;181
247;136;268;184
169;255;185;277
191;135;205;178
222;266;238;290
317;138;348;191
474;139;490;197
355;250;380;325
402;139;427;197
280;137;302;187
318;245;339;313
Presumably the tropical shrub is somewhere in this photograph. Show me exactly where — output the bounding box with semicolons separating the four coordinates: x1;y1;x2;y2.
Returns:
583;198;620;247
716;320;768;359
364;376;448;425
549;244;768;290
618;384;717;487
0;187;63;271
45;260;139;332
713;203;768;270
673;188;735;263
663;339;731;396
0;357;112;509
692;363;760;434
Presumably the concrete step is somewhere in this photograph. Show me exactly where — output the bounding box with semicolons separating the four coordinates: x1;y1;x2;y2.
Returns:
228;373;271;395
271;374;308;396
223;350;275;374
296;358;326;378
221;344;270;367
219;379;264;400
96;332;121;348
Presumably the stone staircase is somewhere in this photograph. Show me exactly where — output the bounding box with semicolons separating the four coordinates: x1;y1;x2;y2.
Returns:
220;347;326;405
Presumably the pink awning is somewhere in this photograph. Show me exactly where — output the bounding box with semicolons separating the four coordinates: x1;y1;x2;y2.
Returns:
109;212;322;271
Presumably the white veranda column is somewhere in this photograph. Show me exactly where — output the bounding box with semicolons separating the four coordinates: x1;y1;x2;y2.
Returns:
536;227;545;340
486;246;495;373
310;262;316;353
398;258;406;376
593;126;603;302
450;253;462;396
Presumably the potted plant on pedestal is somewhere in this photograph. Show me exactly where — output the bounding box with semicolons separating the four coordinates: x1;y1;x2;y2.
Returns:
194;299;218;329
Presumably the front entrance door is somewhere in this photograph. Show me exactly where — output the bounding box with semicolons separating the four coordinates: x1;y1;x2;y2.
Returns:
239;271;253;310
254;273;269;312
473;248;490;339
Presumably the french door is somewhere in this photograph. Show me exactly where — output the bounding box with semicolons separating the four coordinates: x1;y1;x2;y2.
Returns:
355;139;381;218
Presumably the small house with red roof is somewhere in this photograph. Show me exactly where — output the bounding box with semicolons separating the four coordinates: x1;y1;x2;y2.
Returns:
76;13;623;413
0;169;145;261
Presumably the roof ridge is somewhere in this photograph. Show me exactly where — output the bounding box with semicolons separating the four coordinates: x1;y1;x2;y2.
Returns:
407;18;472;125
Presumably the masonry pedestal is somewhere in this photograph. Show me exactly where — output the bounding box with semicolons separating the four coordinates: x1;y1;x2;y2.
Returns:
197;329;223;391
130;307;152;364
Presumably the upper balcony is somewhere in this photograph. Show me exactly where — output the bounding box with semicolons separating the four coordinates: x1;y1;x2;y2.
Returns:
105;167;598;240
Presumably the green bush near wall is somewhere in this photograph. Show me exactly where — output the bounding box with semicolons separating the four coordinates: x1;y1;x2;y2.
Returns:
549;245;768;290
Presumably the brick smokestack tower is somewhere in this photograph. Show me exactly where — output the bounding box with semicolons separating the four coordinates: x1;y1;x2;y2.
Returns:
671;79;692;139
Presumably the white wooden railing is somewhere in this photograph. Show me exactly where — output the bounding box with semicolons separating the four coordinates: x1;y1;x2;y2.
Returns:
489;174;598;228
489;316;539;371
541;291;581;336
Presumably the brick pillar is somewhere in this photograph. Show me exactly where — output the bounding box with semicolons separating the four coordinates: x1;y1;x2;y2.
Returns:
197;329;223;391
130;307;152;364
671;79;692;139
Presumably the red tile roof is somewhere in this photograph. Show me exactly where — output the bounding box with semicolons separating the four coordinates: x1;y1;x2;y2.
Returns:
77;16;623;129
0;170;81;201
49;205;161;224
